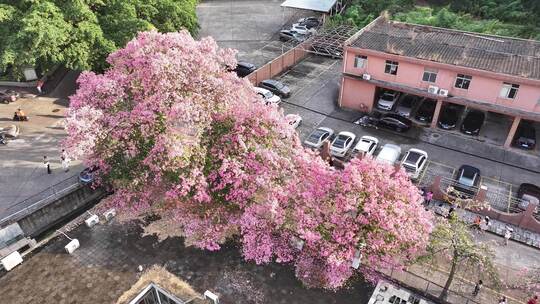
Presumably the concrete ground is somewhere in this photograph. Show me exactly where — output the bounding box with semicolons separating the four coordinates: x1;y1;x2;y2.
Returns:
0;219;374;304
197;0;315;67
0;70;83;219
276;55;540;204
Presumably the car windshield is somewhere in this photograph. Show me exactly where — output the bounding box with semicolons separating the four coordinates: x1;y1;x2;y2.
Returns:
263;91;273;99
308;130;326;142
459;170;476;187
333;135;348;148
381;93;394;101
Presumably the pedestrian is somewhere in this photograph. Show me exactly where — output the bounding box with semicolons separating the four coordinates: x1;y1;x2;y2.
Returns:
473;215;482;230
503;227;512;245
43;156;51;174
36;79;44;94
472;280;483;296
425;191;433;205
480;216;490;233
498;296;507;304
61;150;70;172
528;295;538;304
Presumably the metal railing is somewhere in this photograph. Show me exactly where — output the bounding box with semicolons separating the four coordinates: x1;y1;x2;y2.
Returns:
0;174;81;226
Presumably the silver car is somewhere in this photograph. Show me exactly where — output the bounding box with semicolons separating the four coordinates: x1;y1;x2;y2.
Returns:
377;91;400;111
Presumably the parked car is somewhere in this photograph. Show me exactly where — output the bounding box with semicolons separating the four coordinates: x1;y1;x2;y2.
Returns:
304;127;333;149
0;90;20;104
259;79;291;98
438;106;460;130
279;30;306;42
378;113;412;132
234;62;256;77
291;24;310;35
454;165;481;196
377;90;400;111
460;110;485;135
79;167;99;185
400;148;428;180
330;131;356;158
415;99;436;124
285;114;302;129
376;144;401;165
0;124;20;138
295;16;320;29
253;87;281;105
395;95;419;117
517;183;540;210
353;135;379;156
514;121;536;150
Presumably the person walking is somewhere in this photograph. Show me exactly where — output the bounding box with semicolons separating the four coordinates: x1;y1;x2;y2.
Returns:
472;280;483;296
503;227;513;245
528;295;538;304
60;150;70;172
43;156;51;174
425;191;433;205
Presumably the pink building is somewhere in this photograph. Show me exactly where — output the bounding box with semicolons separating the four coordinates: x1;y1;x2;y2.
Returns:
339;16;540;147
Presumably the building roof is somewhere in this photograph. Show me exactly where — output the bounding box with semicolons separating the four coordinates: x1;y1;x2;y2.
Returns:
281;0;336;13
349;18;540;80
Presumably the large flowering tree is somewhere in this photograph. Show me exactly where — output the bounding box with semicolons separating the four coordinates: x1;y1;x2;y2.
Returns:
64;30;432;289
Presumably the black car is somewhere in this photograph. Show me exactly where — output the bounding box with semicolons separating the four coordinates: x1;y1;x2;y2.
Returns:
454;165;481;196
415;99;436;123
460;110;485;135
438;106;460;130
517;183;540;210
378;113;412;132
514;121;536;150
259;79;290;98
234;62;256;78
296;17;320;29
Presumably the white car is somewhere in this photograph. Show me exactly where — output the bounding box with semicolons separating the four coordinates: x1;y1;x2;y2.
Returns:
376;144;401;165
353;136;379;156
400;148;428;180
291;25;312;35
330;131;356;158
254;87;281;105
304;127;333;149
377;91;400;111
285;114;302;129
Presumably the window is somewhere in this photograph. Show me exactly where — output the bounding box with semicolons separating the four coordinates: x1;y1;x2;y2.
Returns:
499;83;519;99
422;68;438;83
454;74;472;89
354;55;367;68
384;60;399;75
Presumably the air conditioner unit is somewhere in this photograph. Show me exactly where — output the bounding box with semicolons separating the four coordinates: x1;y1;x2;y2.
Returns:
204;291;219;304
85;214;99;228
438;89;449;97
428;85;439;94
65;239;80;254
362;73;371;80
104;209;116;221
1;251;23;271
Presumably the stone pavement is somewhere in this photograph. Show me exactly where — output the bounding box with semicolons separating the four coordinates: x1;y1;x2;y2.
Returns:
0;70;83;220
0;218;374;304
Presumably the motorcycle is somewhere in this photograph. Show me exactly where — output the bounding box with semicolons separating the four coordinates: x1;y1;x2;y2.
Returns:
353;113;380;129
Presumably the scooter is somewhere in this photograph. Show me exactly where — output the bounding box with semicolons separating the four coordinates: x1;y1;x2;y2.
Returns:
13;113;29;121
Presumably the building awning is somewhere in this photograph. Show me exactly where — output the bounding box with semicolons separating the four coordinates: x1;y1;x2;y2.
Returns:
281;0;337;13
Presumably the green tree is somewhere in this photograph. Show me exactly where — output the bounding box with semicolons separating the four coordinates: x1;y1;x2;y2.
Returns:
419;214;500;300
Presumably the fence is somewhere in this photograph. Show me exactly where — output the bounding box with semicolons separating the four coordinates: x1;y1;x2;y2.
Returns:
0;174;81;227
246;42;311;86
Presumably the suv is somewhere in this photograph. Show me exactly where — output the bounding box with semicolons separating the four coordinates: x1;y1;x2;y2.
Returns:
234;62;256;77
377;90;400;111
400;148;428;180
259;79;291;98
378;114;412;132
376;144;401;165
454;165;481;196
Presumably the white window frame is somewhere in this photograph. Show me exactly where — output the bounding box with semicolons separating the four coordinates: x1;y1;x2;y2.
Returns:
354;55;367;69
454;74;472;90
384;60;399;75
499;82;519;99
422;68;438;83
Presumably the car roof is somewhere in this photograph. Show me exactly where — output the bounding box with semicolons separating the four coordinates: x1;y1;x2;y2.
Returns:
381;143;401;151
262;79;279;85
458;165;480;175
407;148;428;157
237;62;255;69
253;87;270;94
316;127;333;134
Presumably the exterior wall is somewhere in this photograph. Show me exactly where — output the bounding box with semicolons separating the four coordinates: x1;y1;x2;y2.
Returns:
340;77;376;112
343;48;540;114
247;43;310;85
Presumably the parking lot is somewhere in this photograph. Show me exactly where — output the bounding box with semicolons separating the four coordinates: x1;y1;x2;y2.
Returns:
276;55;540;213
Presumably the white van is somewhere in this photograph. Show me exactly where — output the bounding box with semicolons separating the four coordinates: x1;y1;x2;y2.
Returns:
376;144;401;165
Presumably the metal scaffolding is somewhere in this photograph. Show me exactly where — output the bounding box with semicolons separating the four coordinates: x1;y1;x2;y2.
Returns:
300;25;359;58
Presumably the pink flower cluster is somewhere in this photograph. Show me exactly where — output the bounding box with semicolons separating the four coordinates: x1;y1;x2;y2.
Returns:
64;30;432;290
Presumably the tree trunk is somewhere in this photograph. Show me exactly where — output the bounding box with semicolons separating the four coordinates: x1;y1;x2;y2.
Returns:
440;253;458;300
